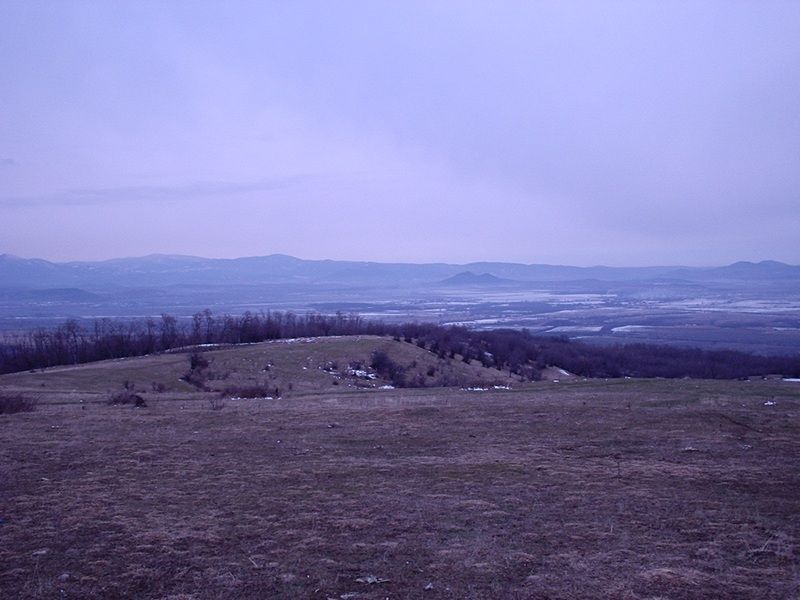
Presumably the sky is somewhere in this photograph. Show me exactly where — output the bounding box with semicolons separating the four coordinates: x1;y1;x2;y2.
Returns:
1;1;799;267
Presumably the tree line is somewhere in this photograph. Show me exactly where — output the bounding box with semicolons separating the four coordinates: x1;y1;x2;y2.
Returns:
0;310;798;380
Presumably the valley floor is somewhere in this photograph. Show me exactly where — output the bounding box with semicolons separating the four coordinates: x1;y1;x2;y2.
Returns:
1;379;799;599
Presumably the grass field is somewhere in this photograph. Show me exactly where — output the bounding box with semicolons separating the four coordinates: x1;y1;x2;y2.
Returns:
1;339;799;599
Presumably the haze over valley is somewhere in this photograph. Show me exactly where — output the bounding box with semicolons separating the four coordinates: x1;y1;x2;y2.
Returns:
2;253;799;355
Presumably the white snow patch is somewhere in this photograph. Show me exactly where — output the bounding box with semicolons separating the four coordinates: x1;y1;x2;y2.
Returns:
349;369;377;379
379;385;395;390
268;336;344;344
783;378;800;382
764;400;776;406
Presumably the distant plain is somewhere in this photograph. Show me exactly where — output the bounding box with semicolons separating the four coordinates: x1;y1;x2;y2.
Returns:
2;254;799;355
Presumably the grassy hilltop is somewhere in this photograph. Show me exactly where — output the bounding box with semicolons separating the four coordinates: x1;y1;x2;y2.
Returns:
0;336;516;403
1;336;799;599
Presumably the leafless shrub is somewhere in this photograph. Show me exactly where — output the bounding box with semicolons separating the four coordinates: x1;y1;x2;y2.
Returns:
221;385;272;399
205;370;231;381
189;352;210;370
108;390;146;407
0;393;37;414
180;352;213;389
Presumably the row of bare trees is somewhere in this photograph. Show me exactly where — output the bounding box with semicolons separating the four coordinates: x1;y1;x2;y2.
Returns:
0;311;379;374
1;311;798;380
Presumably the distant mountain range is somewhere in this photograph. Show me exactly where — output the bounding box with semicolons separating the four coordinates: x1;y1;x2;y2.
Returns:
1;253;799;290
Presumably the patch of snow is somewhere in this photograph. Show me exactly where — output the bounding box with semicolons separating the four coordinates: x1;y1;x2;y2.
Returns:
557;368;571;376
349;369;377;379
783;378;800;382
463;387;489;391
547;326;604;333
764;400;776;406
379;385;395;390
268;336;346;344
611;325;652;333
492;385;511;390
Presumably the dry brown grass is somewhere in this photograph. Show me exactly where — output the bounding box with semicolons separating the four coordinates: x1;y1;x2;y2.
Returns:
0;336;515;401
0;376;799;599
0;393;37;414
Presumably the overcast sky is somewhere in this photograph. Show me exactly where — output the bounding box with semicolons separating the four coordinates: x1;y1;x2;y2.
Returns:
1;1;799;266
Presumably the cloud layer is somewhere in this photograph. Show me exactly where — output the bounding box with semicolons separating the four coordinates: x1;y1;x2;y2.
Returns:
1;2;798;265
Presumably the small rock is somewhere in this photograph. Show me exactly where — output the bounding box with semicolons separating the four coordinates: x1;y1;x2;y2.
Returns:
424;582;434;590
356;575;390;584
32;548;49;557
58;573;70;583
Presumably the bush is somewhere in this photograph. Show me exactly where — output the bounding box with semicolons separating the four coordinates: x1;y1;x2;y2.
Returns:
182;352;212;389
370;350;408;387
189;352;210;370
221;385;272;398
108;390;146;407
0;393;37;414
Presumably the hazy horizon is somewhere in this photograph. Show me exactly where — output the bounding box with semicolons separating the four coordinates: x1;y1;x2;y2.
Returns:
2;249;798;270
2;2;799;266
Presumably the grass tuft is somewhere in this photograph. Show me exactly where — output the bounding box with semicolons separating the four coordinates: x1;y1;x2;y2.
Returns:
0;393;37;414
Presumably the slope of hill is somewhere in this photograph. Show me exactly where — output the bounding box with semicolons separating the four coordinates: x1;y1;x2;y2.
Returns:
0;336;516;402
437;271;515;286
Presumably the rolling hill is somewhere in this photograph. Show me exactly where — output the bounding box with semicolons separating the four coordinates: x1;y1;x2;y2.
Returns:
0;336;516;403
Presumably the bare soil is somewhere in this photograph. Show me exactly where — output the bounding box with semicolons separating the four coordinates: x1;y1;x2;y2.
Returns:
1;376;799;599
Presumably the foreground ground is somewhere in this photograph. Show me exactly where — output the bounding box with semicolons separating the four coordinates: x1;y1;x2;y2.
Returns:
1;374;799;598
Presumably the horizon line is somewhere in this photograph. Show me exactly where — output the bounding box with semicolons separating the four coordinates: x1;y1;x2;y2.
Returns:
1;251;796;270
